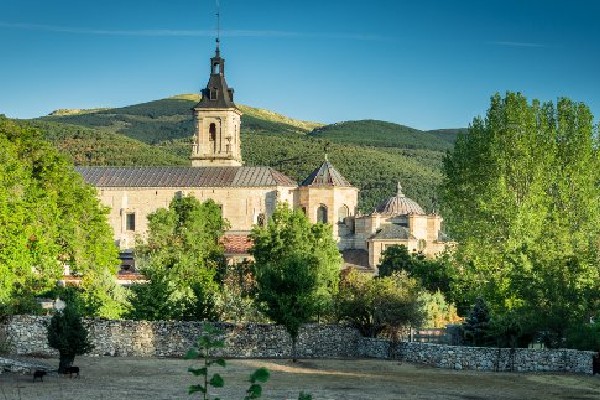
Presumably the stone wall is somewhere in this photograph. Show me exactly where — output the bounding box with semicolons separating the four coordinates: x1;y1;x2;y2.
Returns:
2;316;594;374
358;338;595;374
4;316;360;359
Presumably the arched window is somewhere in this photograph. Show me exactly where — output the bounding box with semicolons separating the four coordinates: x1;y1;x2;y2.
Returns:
338;205;350;223
317;204;328;224
256;213;266;227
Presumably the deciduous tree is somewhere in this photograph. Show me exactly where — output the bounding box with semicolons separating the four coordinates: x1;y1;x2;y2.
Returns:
130;195;228;321
335;270;423;338
0;117;127;317
251;204;341;361
441;93;600;341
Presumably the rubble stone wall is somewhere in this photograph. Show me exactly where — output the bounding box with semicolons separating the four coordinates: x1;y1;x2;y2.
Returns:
2;316;594;374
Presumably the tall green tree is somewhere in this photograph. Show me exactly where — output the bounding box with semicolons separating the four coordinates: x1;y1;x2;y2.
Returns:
255;253;320;362
441;93;600;342
251;204;341;318
130;195;228;320
0;116;127;317
251;204;341;361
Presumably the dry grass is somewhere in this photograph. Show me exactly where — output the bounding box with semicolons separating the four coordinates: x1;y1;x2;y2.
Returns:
1;356;599;400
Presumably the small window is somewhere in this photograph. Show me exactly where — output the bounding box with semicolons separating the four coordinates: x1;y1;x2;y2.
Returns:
338;205;350;223
213;62;221;74
256;213;266;227
210;89;218;100
209;123;216;141
317;205;328;224
126;213;136;231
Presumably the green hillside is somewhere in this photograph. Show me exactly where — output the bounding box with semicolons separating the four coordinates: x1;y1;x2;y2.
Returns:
42;95;322;143
308;120;458;151
34;94;460;212
30;120;187;166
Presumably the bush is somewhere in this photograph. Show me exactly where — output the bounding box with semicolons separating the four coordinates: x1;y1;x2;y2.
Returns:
566;322;600;352
47;303;93;372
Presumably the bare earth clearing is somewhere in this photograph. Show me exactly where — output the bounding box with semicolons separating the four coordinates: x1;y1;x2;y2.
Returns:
1;357;599;400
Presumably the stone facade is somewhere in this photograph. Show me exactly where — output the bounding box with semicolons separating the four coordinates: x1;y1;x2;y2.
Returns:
97;185;295;249
71;45;452;271
3;317;594;374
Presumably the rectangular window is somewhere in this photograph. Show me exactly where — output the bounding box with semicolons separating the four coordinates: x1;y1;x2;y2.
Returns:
126;213;136;231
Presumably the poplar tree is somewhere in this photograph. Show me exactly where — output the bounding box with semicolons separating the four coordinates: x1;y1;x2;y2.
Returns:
441;93;600;343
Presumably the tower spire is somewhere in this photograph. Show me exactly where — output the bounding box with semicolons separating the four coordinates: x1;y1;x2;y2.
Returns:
215;0;221;56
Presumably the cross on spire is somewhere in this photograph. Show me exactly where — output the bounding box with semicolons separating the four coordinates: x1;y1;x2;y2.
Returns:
397;182;404;197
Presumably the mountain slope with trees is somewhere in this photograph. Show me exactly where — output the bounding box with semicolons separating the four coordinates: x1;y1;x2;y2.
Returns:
33;94;459;212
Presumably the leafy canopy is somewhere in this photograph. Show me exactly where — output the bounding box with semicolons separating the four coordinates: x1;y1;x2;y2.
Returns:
441;92;600;343
251;204;341;360
130;195;228;321
336;269;423;338
0;116;127;317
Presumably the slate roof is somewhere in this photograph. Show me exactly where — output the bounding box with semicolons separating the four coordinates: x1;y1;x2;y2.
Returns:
371;224;413;240
301;159;353;187
75;166;296;188
195;49;236;109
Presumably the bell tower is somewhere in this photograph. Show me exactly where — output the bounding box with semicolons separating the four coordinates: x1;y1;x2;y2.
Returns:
191;38;242;166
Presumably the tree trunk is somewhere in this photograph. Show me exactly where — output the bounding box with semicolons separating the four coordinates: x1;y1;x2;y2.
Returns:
291;336;298;363
58;353;75;373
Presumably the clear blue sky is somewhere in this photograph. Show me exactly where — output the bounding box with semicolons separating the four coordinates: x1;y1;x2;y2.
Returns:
1;0;599;130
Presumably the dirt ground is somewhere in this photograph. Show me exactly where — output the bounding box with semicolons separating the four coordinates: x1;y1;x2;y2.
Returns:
1;356;599;400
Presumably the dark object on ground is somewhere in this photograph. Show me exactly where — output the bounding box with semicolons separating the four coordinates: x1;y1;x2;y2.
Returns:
33;369;47;382
62;366;79;378
593;352;600;374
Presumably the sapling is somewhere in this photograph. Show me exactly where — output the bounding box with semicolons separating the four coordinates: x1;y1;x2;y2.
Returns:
186;323;311;400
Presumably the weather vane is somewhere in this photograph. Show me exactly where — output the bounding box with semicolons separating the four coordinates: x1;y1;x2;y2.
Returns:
215;0;221;51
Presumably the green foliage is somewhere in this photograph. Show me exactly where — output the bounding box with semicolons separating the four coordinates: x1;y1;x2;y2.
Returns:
251;204;341;360
309;119;457;151
378;245;460;306
565;322;600;352
0;116;126;317
336;270;424;337
251;204;341;321
462;297;493;347
214;262;266;323
185;324;227;400
47;303;93;372
418;290;461;328
129;195;228;321
31;120;187;166
441;92;600;339
255;253;320;359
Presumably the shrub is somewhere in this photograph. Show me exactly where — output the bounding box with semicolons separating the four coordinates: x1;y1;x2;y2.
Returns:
47;303;93;372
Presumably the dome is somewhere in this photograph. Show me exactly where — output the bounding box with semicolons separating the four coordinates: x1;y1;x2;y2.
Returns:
375;182;424;215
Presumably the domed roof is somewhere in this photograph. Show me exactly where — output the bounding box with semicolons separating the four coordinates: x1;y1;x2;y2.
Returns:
375;182;424;215
301;156;353;187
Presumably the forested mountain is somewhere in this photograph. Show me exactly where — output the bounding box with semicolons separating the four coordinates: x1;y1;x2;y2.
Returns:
308;120;459;151
34;95;461;212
